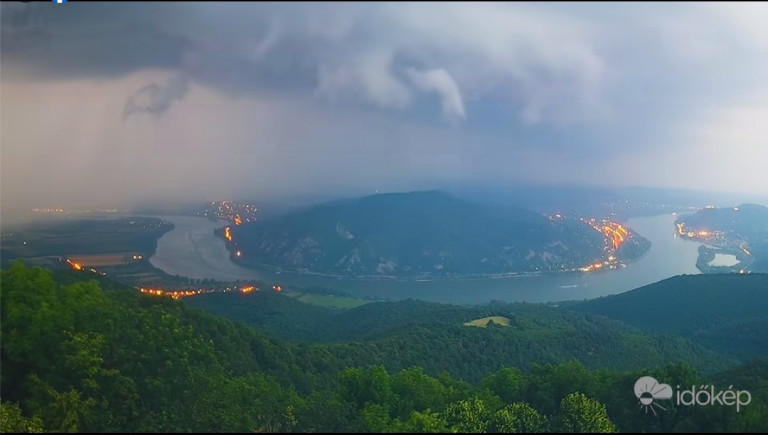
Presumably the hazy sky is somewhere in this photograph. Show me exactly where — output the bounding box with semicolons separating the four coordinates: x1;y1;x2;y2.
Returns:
2;2;767;215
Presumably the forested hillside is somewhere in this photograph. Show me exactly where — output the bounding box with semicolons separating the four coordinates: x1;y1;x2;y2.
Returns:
229;191;619;277
572;273;768;361
188;292;737;384
2;262;766;433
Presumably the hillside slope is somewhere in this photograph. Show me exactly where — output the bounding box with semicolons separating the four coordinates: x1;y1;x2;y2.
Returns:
571;273;768;361
188;290;738;384
228;191;617;277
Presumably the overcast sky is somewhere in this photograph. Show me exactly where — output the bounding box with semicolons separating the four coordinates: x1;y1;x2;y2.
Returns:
2;2;767;216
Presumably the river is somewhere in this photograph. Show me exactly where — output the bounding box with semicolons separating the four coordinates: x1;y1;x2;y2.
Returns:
149;214;702;305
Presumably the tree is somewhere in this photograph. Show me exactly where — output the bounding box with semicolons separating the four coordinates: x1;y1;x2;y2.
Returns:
554;392;617;433
491;402;549;433
339;365;394;411
0;401;44;433
391;409;449;433
526;361;598;414
482;367;527;404
391;367;447;419
26;377;97;434
441;397;491;433
362;403;391;433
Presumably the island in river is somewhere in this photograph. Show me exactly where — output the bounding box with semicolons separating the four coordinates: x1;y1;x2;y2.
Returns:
222;191;651;280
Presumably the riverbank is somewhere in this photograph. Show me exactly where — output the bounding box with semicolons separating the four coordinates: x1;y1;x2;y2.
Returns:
227;257;587;282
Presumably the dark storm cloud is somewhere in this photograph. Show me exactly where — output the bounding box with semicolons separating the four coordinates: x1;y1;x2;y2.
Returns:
4;2;764;133
0;3;188;78
123;75;190;119
1;2;606;124
0;3;338;91
2;1;768;217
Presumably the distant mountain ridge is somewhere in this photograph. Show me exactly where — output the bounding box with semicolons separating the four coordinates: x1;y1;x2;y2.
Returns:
678;203;768;235
228;191;614;278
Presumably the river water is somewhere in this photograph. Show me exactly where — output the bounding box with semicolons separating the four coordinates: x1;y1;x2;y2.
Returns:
149;214;702;305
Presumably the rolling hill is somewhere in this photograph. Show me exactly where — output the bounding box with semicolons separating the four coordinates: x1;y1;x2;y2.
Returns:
188;289;738;384
571;273;768;361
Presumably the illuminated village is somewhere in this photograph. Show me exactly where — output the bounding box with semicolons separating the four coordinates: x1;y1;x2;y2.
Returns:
675;213;752;261
675;221;724;242
576;218;631;272
197;201;259;226
63;257;275;300
544;214;637;273
138;284;257;300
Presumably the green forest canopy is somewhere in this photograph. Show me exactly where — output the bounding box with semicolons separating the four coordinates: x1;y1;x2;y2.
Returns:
1;262;767;433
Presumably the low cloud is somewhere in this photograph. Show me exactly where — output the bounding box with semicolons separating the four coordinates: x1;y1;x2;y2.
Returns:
406;68;466;122
0;3;612;124
315;50;412;109
123;75;190;119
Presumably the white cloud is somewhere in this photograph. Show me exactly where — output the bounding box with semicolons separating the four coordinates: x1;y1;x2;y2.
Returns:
1;3;610;124
601;89;768;194
315;50;412;109
683;102;768;192
706;2;768;50
389;2;605;124
406;68;466;121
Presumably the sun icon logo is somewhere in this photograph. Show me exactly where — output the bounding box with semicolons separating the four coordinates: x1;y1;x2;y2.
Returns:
634;376;673;415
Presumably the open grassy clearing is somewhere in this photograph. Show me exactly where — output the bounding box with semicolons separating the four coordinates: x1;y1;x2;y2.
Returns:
463;316;511;328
